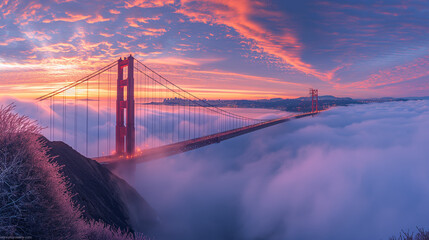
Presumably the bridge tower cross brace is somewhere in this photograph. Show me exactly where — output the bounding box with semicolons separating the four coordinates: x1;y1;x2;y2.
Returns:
116;55;135;156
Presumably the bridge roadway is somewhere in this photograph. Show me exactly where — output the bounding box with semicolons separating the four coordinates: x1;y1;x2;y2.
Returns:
94;111;321;166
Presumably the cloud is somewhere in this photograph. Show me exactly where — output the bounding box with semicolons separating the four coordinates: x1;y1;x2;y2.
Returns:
86;14;110;24
123;0;174;9
99;33;114;38
137;28;167;37
109;9;120;15
33;43;77;53
342;55;429;89
23;31;52;41
0;37;26;46
143;57;222;66
143;67;309;99
114;100;429;240
125;16;161;28
2;0;429;99
43;12;91;23
177;0;338;82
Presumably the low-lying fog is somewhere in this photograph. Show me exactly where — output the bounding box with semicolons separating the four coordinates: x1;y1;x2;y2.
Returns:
122;100;429;240
3;96;429;239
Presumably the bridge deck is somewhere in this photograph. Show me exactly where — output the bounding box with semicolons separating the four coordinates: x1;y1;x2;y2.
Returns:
94;111;321;166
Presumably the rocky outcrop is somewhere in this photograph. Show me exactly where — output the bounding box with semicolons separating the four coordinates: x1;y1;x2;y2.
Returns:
42;137;158;234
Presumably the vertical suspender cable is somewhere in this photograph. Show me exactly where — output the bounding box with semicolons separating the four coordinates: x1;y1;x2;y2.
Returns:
107;67;110;155
64;92;66;141
50;97;52;140
97;74;100;157
151;71;154;147
53;96;55;140
63;91;65;141
139;64;142;149
86;79;89;156
188;94;190;140
74;86;77;150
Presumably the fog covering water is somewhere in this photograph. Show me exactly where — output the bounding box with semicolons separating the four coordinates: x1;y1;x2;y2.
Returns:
117;100;429;240
2;96;429;239
0;96;292;157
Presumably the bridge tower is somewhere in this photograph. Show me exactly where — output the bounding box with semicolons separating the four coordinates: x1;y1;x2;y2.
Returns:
116;55;135;156
309;88;319;112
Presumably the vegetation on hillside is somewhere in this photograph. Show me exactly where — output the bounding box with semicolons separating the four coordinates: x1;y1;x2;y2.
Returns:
0;105;146;239
390;228;429;240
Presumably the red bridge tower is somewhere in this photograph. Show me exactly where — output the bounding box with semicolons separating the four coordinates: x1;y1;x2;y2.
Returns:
116;55;135;156
309;88;319;112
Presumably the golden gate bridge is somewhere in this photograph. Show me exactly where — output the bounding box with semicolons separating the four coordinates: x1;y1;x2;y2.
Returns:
35;55;320;166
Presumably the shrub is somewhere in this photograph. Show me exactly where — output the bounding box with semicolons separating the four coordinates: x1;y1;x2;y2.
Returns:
83;220;148;240
0;105;146;240
0;104;83;239
390;227;429;240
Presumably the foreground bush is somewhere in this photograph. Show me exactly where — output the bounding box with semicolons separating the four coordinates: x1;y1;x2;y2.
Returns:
390;228;429;240
0;105;146;240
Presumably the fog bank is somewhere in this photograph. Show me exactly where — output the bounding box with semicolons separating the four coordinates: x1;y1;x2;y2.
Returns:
123;100;429;240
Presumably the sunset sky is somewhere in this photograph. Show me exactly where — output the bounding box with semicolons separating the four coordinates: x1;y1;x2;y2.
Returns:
1;0;429;99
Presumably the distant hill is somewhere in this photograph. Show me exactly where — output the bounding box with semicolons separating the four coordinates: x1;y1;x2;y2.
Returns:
404;96;429;100
160;95;409;112
296;95;353;101
42;137;159;235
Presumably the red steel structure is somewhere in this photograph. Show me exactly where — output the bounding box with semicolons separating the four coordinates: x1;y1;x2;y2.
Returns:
36;54;322;163
309;88;319;112
116;55;135;156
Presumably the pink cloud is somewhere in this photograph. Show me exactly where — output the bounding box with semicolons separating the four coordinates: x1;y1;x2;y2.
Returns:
54;0;75;3
144;57;223;66
341;56;429;89
177;0;339;83
43;12;91;23
23;31;52;41
86;14;110;24
123;0;174;8
138;43;148;49
32;43;77;53
134;28;167;37
0;37;26;46
125;16;161;28
99;32;114;37
109;9;120;14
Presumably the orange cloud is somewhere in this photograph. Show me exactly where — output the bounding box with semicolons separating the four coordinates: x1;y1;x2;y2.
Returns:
138;43;148;49
100;32;114;37
342;56;429;89
54;0;75;3
0;37;26;46
125;16;161;27
109;9;120;14
124;0;174;8
86;14;110;24
133;28;167;37
33;43;77;53
144;57;223;66
134;60;308;99
186;69;308;88
23;31;52;41
43;12;91;23
178;0;339;83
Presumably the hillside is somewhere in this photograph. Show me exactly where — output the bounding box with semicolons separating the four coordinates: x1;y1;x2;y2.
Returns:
41;137;159;235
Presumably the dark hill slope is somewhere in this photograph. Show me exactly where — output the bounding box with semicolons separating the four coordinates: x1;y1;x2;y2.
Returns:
41;137;158;234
